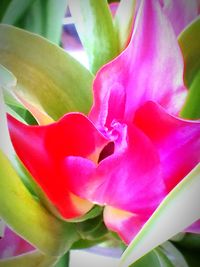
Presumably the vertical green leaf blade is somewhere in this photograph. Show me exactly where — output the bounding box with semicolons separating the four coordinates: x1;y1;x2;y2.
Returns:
68;0;119;73
19;0;67;44
119;164;200;266
0;0;12;21
44;0;68;44
114;0;136;50
1;0;35;25
179;18;200;119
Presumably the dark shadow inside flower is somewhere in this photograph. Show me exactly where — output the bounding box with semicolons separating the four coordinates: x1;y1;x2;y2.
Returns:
98;142;115;163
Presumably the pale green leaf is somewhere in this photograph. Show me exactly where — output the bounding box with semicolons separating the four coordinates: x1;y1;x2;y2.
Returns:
0;24;93;121
119;164;200;266
0;64;37;124
179;18;200;119
114;0;136;50
130;248;174;267
160;242;188;267
130;243;189;267
0;81;15;160
0;150;79;256
68;0;119;73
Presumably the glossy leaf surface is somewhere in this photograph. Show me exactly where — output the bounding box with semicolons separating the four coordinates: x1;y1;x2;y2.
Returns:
0;24;93;121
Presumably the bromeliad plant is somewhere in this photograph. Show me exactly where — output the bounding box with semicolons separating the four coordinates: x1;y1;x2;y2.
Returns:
0;0;200;266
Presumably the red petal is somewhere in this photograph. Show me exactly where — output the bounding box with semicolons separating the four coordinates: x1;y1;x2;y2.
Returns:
8;113;108;219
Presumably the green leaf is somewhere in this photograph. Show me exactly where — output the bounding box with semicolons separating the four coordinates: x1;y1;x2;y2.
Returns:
0;64;37;124
68;0;119;73
114;0;136;50
0;86;15;161
173;245;200;267
77;215;108;241
0;24;93;121
0;250;58;267
160;242;188;267
130;248;174;267
131;243;189;267
0;0;12;21
0;150;79;256
55;252;69;267
173;233;200;251
19;0;67;44
42;0;68;44
119;164;200;266
1;0;36;25
67;205;103;223
0;63;16;90
179;18;200;119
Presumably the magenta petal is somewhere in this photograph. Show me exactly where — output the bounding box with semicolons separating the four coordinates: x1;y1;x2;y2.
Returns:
185;219;200;234
0;227;34;259
160;0;199;36
67;122;166;216
89;0;187;126
134;101;200;192
8;113;108;219
109;2;119;17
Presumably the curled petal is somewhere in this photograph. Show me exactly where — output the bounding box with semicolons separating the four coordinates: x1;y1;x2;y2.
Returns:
134;101;200;192
8;113;108;219
89;0;187;126
67;122;166;223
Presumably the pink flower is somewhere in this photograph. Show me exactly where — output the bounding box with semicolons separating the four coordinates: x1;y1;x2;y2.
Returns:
7;0;200;244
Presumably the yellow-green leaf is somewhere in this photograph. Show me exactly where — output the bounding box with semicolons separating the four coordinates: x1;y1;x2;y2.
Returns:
179;18;200;119
114;0;136;50
0;150;79;256
0;24;93;121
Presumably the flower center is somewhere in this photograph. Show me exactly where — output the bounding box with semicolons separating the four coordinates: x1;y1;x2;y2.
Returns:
98;142;115;163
